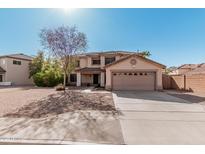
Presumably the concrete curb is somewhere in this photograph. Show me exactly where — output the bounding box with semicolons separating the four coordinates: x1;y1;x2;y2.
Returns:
0;139;99;145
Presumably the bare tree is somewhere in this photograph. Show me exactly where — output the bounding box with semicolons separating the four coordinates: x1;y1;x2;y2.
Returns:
40;26;87;86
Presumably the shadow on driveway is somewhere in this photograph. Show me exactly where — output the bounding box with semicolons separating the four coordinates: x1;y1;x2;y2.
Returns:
113;91;192;103
166;93;205;104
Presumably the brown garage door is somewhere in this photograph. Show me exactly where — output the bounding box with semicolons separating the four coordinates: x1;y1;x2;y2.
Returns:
112;72;155;90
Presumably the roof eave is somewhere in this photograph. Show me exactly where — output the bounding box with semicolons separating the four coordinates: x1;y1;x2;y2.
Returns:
104;54;166;69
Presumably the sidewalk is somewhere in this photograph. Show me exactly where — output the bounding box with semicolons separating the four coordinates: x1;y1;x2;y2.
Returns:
0;111;124;145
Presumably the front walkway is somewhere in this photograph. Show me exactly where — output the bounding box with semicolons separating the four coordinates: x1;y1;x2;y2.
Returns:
113;90;205;144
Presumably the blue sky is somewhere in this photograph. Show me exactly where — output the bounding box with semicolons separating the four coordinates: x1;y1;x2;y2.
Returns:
0;8;205;67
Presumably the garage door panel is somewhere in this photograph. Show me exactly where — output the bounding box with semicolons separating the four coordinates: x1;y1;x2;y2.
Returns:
112;72;155;90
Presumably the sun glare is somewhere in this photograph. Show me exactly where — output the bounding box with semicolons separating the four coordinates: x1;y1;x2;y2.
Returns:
62;8;75;14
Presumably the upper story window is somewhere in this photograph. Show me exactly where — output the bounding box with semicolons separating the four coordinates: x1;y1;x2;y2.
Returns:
13;60;21;65
105;57;115;65
92;58;100;65
76;60;80;67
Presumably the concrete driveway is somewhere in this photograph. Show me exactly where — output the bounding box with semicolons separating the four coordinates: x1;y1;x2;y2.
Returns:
113;91;205;144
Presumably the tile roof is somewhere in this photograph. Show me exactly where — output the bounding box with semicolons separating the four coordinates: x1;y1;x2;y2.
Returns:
186;63;205;75
178;64;199;69
104;53;166;69
75;67;105;72
0;53;33;61
78;51;136;56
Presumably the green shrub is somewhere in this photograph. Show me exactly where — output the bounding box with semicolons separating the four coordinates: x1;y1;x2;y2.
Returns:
33;70;63;87
33;72;45;87
30;54;64;87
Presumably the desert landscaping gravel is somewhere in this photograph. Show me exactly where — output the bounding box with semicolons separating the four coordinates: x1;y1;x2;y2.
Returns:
0;87;57;117
0;87;123;144
4;90;117;118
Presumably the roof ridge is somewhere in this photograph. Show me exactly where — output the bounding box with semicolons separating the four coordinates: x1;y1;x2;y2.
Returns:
82;50;138;55
0;53;33;61
104;53;166;69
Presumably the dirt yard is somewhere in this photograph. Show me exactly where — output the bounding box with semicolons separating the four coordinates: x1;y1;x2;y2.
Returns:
0;86;117;118
0;87;56;116
4;90;117;118
0;87;57;117
0;87;123;144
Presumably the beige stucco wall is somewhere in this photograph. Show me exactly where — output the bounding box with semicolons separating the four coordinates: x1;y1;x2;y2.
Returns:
0;58;7;70
79;58;87;68
105;56;163;90
178;68;191;75
0;58;7;82
3;58;33;85
79;54;128;69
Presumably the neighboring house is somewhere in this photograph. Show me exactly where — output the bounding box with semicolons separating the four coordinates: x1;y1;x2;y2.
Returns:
169;63;205;75
68;51;166;90
168;69;178;75
169;64;199;75
186;63;205;75
0;53;33;85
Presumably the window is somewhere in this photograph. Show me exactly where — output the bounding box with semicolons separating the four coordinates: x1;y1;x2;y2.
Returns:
13;60;21;65
105;57;115;65
76;60;80;67
70;74;77;82
92;59;100;65
0;75;2;82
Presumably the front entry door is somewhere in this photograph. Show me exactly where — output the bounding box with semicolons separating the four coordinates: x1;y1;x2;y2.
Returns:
93;74;99;84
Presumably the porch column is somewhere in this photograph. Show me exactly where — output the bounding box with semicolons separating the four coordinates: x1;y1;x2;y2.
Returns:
100;72;105;87
77;72;81;86
100;55;105;68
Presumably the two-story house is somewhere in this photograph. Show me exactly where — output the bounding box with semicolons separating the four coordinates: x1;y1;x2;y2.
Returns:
68;51;166;90
0;53;33;85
